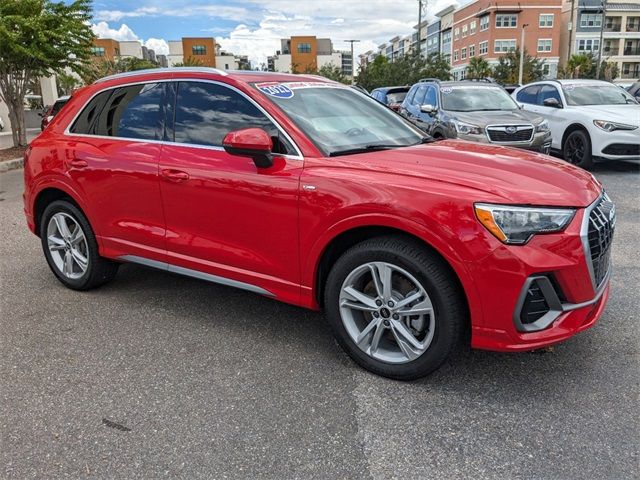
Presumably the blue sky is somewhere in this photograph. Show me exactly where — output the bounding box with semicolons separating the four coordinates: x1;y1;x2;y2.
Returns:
88;0;461;66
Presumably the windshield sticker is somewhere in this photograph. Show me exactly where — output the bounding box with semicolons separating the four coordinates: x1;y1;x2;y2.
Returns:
440;87;453;94
256;81;347;99
564;84;575;91
257;83;294;99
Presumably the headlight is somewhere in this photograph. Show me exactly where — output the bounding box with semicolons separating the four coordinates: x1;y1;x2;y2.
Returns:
453;120;483;135
535;119;549;133
475;203;576;244
593;120;638;132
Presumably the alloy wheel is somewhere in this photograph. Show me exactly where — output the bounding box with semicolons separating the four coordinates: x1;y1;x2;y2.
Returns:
46;212;89;279
565;134;585;164
338;261;436;364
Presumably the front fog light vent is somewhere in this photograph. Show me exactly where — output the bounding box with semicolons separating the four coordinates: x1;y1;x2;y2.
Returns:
520;279;551;325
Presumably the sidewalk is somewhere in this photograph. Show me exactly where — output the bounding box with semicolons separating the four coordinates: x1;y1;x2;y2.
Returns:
0;128;40;172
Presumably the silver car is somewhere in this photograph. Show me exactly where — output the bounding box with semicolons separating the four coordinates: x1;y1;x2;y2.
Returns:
400;80;552;154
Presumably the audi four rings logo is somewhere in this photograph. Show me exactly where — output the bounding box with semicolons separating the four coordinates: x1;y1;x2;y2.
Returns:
506;126;517;134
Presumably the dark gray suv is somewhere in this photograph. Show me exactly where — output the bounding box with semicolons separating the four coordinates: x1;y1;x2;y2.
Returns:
400;80;552;154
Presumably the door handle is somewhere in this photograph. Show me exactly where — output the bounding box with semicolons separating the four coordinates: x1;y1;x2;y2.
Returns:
161;169;190;182
69;159;88;169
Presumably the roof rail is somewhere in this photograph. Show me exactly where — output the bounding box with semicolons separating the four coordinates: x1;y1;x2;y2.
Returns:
466;77;495;83
94;66;228;84
418;78;442;83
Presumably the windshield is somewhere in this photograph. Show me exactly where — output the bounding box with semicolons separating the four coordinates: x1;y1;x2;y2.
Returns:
386;91;408;104
562;84;638;105
254;82;424;156
441;86;519;111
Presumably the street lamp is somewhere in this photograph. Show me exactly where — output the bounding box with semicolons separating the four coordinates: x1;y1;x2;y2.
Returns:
518;23;529;85
344;39;360;84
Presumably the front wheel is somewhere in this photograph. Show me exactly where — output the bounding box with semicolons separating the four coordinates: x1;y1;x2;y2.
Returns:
324;236;466;380
563;129;594;169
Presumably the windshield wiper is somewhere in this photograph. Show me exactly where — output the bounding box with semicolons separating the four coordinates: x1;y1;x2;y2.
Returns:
329;144;401;157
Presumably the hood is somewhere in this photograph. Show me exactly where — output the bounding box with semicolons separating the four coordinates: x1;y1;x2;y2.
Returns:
575;104;640;126
352;140;601;207
452;109;544;127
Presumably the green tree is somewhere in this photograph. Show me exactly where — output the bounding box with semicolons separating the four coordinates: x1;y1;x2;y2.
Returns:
559;52;619;81
466;56;492;79
316;64;349;84
0;0;94;146
492;49;545;85
81;57;157;84
421;52;452;81
174;56;204;67
56;71;81;96
356;52;450;91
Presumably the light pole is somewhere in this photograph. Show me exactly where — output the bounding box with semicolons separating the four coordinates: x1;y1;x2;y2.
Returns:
518;23;529;85
344;39;360;84
596;0;608;79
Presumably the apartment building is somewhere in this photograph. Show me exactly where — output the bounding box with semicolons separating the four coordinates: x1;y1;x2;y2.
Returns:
426;20;442;56
560;0;640;80
267;36;353;75
438;5;457;62
167;37;216;67
449;0;563;80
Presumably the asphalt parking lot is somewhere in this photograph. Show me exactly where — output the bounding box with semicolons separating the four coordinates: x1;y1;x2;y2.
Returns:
1;162;638;479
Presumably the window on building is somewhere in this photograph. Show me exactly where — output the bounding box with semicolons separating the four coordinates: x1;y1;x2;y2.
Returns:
542;64;551;77
192;45;207;55
577;38;600;52
537;39;552;52
461;47;467;59
454;28;460;40
460;69;466;80
470;21;477;34
174;81;293;153
580;13;602;28
297;42;312;53
469;44;475;57
479;41;488;55
462;25;468;37
454;50;459;61
494;40;517;53
90;46;105;57
539;14;554;28
442;30;452;44
496;14;517;28
480;15;489;31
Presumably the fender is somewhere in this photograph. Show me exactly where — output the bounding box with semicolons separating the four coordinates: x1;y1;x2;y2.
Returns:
301;212;484;325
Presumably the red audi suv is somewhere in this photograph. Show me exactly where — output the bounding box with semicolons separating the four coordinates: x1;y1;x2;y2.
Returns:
23;68;615;379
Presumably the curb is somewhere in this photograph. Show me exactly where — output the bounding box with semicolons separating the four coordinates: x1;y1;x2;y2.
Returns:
0;158;24;173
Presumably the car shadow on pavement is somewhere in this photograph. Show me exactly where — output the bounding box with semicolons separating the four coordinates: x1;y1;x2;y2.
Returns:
107;263;608;396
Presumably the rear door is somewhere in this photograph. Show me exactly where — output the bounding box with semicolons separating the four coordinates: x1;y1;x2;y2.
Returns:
66;82;169;261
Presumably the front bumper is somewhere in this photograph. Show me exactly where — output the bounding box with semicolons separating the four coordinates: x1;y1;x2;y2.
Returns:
458;131;552;153
469;192;614;352
592;128;640;161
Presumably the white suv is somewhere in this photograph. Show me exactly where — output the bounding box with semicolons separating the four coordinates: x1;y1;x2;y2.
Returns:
513;79;639;169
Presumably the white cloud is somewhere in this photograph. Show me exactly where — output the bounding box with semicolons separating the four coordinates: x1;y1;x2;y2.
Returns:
95;5;249;22
91;21;139;41
144;38;169;56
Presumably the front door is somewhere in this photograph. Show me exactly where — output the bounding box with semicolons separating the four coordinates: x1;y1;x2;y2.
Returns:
158;80;303;302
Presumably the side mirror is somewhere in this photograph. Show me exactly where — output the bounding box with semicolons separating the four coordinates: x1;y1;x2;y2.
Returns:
543;97;562;109
222;128;274;168
420;104;436;115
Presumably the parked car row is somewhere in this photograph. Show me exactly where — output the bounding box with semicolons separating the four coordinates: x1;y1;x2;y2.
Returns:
369;78;639;170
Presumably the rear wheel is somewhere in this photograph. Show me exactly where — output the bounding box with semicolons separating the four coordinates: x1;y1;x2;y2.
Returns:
324;236;466;380
563;129;593;169
40;200;118;290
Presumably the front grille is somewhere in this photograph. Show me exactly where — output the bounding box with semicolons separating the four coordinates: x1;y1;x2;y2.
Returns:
520;279;551;325
602;143;640;156
487;126;534;143
587;194;615;287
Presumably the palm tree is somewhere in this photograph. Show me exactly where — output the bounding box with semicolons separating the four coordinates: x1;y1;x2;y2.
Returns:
466;56;492;80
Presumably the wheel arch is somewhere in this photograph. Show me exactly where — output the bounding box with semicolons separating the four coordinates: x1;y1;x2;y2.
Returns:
312;224;474;337
33;186;85;237
561;122;590;151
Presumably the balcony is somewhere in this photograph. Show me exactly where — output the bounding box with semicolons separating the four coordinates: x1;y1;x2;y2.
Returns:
604;16;622;32
623;46;640;56
626;17;640;32
621;63;640;78
603;41;619;55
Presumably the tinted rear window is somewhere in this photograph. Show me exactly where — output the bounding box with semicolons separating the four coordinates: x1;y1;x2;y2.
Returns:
69;91;111;134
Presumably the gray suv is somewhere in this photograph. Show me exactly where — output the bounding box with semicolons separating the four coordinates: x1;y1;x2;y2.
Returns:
400;80;552;154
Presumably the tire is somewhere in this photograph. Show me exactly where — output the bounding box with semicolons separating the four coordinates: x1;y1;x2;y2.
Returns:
40;200;118;290
563;129;594;169
324;235;466;380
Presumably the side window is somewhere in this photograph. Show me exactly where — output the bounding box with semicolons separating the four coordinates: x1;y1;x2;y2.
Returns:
412;85;428;105
404;87;417;105
173;81;294;154
424;86;437;106
516;85;540;104
93;83;165;140
69;91;111;134
538;85;562;105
